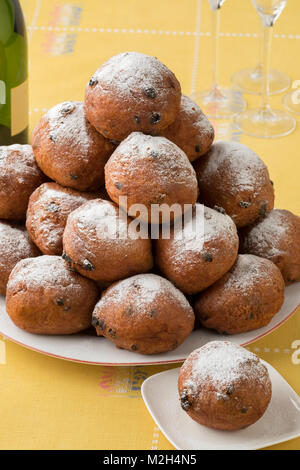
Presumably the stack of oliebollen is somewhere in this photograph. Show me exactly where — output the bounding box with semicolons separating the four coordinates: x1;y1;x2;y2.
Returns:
0;52;299;355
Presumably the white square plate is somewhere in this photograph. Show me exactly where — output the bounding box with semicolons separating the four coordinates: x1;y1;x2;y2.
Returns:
141;362;300;450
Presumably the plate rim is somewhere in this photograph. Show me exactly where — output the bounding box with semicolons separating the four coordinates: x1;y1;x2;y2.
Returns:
141;364;300;450
0;295;299;366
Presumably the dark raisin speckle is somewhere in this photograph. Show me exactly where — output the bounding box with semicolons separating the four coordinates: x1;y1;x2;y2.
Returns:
202;251;213;262
180;388;193;411
195;145;201;153
239;201;251;208
89;77;98;87
259;201;268;218
150;113;161;124
109;139;120;145
108;328;116;337
144;87;157;99
92;317;99;327
82;259;95;271
200;314;209;322
46;202;60;213
56;298;64;306
115;182;123;190
241;407;248;414
49;134;55;142
150;150;159;158
270;179;274;186
226;385;235;395
61;104;74;115
150;309;156;317
248;313;254;320
70;173;79;180
213;205;226;215
62;253;72;263
134;116;140;124
98;319;105;330
131;344;138;351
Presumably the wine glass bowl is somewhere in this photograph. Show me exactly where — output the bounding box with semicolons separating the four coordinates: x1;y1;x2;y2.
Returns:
191;0;246;120
235;0;296;138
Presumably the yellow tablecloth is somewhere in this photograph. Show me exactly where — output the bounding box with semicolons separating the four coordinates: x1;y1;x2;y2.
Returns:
0;0;299;450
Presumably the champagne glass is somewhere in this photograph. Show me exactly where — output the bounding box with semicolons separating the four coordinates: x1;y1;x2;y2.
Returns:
282;81;300;116
231;25;290;95
235;0;296;138
190;0;246;119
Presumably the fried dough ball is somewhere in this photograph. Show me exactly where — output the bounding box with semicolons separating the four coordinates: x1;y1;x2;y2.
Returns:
155;205;239;294
32;101;115;191
105;132;198;223
239;209;300;284
26;182;98;255
194;141;274;228
0;144;45;220
6;256;99;334
194;254;285;334
62;198;153;282
85;52;181;141
178;341;272;430
0;221;40;295
161;94;214;161
92;273;194;354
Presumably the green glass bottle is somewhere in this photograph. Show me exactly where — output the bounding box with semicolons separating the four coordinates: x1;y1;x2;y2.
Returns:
0;0;28;145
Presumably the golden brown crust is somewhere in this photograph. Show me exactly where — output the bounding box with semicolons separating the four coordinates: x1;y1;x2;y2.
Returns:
62;198;153;282
92;273;195;354
84;52;181;141
239;209;300;284
0;222;40;295
178;341;272;430
194;254;285;334
155;205;239;294
0;144;46;220
161;94;214;162
194;141;274;228
26;182;98;256
32;101;115;191
6;256;99;334
105;132;198;223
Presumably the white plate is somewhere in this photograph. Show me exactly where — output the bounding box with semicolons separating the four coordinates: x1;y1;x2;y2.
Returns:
141;362;300;450
0;282;299;366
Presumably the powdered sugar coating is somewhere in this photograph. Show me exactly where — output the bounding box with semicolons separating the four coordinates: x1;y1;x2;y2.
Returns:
99;273;192;314
171;205;238;260
181;341;270;396
222;254;282;292
200;141;268;194
7;255;87;291
85;52;181;140
240;209;295;258
46;101;91;156
161;94;214;161
26;182;97;255
105;132;198;222
90;52;178;102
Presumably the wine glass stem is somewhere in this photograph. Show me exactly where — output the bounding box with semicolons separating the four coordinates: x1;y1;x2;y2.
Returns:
211;7;220;93
261;23;273;111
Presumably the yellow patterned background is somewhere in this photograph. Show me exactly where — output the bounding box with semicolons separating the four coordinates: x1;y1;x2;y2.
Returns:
0;0;299;450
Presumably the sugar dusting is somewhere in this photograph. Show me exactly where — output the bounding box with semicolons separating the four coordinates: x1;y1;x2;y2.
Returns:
182;341;270;394
8;255;78;290
0;222;37;269
199;141;269;194
172;205;237;257
92;52;177;100
241;209;292;258
223;254;281;292
109;132;197;185
99;273;192;314
47;101;90;155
